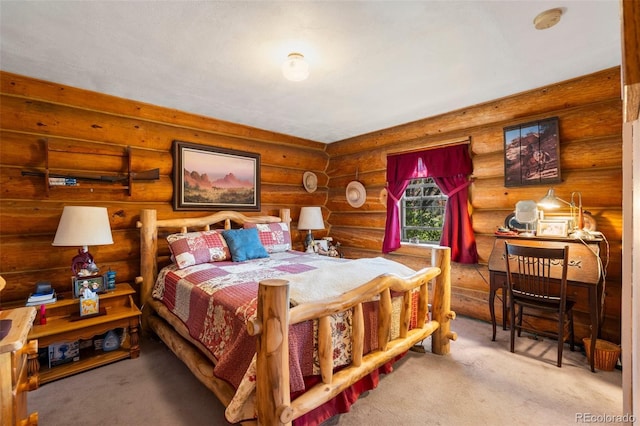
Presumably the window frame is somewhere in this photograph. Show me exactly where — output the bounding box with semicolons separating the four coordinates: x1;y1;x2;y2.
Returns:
400;177;448;244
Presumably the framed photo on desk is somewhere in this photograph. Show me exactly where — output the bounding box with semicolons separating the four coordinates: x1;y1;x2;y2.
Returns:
536;219;568;237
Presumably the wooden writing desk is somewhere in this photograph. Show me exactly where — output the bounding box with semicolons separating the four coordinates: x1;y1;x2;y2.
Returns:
487;235;603;372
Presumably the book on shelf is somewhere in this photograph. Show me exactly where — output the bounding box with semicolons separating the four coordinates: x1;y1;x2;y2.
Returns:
48;177;78;186
26;290;57;306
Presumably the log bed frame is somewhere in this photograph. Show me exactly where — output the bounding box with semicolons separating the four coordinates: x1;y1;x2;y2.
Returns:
136;208;456;425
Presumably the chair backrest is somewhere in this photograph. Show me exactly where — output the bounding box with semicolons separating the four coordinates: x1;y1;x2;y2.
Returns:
504;242;569;305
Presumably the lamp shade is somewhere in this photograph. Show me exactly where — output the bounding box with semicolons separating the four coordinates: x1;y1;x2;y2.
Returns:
282;53;309;82
538;188;561;209
298;206;325;231
52;206;114;247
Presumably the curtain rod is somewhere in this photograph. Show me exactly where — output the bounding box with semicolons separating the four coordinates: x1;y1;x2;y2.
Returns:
387;137;471;157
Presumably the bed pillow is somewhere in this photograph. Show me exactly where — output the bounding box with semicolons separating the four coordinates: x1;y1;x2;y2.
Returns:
222;228;269;262
167;230;230;269
243;222;292;253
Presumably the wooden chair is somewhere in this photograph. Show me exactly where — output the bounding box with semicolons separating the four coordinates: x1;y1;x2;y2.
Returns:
504;242;575;367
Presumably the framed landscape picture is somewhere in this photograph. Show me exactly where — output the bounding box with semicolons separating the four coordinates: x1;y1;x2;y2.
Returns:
503;117;561;187
172;141;260;211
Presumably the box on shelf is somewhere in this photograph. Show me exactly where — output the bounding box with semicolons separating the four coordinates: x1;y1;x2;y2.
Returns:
48;341;80;367
80;291;100;316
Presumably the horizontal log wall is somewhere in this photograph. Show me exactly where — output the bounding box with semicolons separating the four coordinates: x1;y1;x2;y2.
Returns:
0;68;624;344
0;71;329;304
325;67;623;344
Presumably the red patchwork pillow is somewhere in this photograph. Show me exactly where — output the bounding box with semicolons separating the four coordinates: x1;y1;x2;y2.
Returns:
243;222;292;253
167;230;230;269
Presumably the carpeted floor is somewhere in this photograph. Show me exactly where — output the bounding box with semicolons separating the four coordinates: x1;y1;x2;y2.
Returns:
28;316;623;425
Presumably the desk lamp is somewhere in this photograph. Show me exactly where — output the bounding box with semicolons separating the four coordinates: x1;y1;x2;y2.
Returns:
298;206;325;253
538;188;587;238
52;206;114;276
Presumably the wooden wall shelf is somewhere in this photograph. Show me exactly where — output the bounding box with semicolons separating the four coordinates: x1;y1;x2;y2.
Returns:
20;140;159;196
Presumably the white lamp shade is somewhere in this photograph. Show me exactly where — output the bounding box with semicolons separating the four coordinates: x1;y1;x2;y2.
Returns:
298;206;325;230
282;53;309;82
52;206;114;247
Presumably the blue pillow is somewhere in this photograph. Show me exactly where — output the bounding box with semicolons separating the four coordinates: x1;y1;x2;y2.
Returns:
222;228;269;262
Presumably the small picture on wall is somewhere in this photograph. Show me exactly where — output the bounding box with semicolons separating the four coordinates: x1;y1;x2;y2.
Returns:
503;117;561;187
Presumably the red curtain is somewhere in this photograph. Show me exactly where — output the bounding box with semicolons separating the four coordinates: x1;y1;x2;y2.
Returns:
382;144;478;264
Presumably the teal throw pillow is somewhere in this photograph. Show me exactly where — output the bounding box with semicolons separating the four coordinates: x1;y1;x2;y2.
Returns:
222;228;269;262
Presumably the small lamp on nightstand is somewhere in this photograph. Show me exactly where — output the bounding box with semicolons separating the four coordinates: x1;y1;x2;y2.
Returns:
298;206;325;253
52;206;114;276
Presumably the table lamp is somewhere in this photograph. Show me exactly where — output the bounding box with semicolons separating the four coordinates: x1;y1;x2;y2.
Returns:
52;206;114;276
298;206;325;252
537;188;586;238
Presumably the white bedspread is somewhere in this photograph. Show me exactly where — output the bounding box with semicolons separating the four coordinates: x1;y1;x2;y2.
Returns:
284;257;416;305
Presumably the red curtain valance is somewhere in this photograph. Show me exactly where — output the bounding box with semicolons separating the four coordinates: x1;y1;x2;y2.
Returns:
382;144;478;264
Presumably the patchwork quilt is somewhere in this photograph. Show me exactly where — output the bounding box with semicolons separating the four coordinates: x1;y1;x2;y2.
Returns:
152;251;423;422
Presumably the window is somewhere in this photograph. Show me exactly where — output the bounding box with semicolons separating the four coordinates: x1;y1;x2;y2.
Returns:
401;177;447;244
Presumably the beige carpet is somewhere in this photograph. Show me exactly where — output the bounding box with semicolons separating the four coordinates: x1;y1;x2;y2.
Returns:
28;316;623;425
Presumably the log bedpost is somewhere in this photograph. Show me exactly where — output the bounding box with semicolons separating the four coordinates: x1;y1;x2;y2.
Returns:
137;209;158;331
431;246;456;355
255;279;292;426
279;208;291;228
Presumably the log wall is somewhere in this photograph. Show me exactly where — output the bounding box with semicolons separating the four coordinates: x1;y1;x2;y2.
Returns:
0;67;623;343
0;71;329;304
325;67;623;343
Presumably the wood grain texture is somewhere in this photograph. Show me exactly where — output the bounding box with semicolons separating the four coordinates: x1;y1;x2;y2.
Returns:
325;68;623;344
0;67;624;344
0;71;327;306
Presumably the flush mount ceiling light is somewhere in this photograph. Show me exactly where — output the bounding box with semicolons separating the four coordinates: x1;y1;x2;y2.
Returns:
282;52;309;82
533;8;563;30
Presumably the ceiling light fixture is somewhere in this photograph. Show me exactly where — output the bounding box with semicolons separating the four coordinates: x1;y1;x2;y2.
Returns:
533;8;563;30
282;52;309;82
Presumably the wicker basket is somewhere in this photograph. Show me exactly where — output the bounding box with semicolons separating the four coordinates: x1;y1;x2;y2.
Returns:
583;338;621;371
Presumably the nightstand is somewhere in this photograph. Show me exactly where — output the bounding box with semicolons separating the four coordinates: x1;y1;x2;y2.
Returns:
28;283;141;384
1;306;39;426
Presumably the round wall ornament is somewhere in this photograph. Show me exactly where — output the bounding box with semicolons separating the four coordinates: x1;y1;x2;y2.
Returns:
303;171;318;193
346;181;366;208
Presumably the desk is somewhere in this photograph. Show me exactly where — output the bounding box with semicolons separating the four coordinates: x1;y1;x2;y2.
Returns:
487;235;603;372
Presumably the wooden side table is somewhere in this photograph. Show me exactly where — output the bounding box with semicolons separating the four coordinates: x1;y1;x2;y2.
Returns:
28;283;141;384
0;307;38;426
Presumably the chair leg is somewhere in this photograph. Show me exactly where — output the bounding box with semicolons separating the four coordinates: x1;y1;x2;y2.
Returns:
517;305;523;337
569;310;575;352
557;311;564;367
510;301;516;353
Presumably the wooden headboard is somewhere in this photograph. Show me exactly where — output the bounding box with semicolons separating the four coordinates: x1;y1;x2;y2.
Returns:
135;208;291;325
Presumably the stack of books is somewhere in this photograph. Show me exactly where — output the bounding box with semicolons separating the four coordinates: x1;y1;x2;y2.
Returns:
26;288;57;306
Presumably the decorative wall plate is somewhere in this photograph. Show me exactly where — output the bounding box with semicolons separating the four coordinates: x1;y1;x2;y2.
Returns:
582;212;597;232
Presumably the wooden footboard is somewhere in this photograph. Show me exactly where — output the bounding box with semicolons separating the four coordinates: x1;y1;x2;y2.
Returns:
249;246;454;425
136;209;455;426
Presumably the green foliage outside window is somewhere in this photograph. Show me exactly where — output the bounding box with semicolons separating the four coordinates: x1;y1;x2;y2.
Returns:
401;178;447;244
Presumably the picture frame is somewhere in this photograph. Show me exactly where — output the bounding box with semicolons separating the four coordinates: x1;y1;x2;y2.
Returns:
503;117;561;187
314;239;329;252
72;275;106;298
536;219;569;237
173;140;260;211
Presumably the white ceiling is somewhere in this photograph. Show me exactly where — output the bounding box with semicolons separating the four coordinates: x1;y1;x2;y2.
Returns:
0;1;621;143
